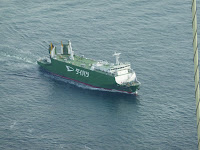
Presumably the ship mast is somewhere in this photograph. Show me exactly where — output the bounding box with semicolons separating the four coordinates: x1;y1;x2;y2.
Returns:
192;0;200;149
61;41;63;54
50;43;56;58
113;52;121;65
68;40;74;60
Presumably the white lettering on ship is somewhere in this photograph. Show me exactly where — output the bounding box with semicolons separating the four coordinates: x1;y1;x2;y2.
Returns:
66;65;74;72
76;68;89;77
66;65;89;77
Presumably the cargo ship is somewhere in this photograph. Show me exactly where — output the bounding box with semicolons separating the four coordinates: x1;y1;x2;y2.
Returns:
37;40;140;94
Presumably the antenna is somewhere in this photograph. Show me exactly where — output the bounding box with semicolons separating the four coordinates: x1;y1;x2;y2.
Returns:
113;52;121;65
61;41;63;54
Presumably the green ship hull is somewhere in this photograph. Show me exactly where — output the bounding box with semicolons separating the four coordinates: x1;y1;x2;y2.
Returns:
37;41;140;94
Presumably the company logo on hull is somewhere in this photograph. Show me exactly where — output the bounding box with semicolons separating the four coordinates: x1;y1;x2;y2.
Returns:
66;65;90;77
66;65;74;72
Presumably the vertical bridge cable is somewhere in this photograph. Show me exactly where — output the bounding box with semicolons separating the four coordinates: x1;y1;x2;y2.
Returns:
192;0;200;149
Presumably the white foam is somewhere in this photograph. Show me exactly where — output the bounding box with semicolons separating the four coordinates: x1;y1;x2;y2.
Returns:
84;145;92;150
10;121;17;129
2;52;36;64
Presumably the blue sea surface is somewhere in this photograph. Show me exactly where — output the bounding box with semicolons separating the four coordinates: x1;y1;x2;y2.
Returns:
0;0;199;149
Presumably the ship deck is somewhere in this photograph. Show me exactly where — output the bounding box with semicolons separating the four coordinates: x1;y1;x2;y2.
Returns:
55;54;96;69
53;53;132;78
54;54;115;76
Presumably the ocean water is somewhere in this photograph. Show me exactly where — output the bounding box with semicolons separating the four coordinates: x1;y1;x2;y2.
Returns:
0;0;198;149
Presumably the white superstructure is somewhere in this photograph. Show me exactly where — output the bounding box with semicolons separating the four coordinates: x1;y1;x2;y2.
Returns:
90;53;138;85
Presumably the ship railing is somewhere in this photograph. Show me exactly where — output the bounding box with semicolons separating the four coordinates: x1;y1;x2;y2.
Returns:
124;62;131;65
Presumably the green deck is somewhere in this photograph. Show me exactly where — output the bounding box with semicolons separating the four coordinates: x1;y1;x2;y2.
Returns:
55;54;96;69
55;54;113;76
